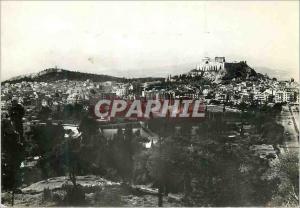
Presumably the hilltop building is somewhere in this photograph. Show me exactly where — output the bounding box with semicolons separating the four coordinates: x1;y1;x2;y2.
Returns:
189;57;226;76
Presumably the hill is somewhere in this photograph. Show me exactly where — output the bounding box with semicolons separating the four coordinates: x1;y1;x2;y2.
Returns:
2;68;164;84
222;61;257;81
186;61;260;83
2;68;125;84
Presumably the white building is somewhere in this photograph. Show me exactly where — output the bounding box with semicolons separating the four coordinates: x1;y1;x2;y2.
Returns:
196;57;225;72
189;57;226;76
275;91;291;103
254;93;266;103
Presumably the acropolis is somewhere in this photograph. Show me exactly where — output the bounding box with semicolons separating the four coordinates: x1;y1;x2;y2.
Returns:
190;57;226;76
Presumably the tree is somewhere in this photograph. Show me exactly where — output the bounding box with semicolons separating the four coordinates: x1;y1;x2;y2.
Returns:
61;137;86;205
109;126;145;183
1;117;24;206
3;100;25;206
9;99;25;137
261;121;284;154
38;105;52;121
32;121;65;178
147;134;193;206
63;104;74;119
78;114;98;144
273;103;283;113
73;103;83;120
238;102;248;112
78;116;108;175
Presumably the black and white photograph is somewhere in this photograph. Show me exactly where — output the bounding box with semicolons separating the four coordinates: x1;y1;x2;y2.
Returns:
1;1;299;207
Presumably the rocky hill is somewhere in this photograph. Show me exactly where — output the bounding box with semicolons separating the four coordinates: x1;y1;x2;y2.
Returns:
187;61;260;83
222;61;257;81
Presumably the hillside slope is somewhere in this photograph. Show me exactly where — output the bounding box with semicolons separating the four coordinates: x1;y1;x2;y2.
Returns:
2;68;165;84
222;61;257;80
2;68;125;84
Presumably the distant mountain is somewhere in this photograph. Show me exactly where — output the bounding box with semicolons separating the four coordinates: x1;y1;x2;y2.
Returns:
2;68;164;84
254;66;297;81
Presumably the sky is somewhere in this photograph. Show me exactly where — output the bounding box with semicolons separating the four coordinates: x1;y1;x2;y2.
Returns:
1;1;299;81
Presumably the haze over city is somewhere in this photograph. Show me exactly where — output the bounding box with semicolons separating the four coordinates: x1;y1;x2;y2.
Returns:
1;1;299;81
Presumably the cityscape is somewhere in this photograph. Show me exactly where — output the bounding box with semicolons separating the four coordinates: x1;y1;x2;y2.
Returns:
1;1;299;207
1;56;299;206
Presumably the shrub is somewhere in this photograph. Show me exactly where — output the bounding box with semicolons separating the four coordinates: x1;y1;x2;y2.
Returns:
42;187;53;202
62;184;86;206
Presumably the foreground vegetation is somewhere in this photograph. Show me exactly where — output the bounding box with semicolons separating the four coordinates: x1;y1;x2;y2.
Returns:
2;104;299;206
